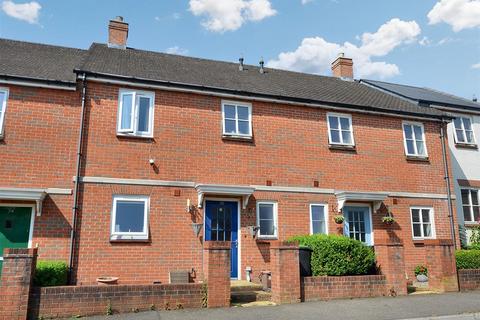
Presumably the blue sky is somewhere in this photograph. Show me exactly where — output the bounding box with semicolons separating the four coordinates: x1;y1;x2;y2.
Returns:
0;0;479;100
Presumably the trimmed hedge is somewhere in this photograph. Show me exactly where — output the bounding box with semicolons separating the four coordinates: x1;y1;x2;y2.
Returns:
288;234;376;276
34;260;68;287
456;250;480;270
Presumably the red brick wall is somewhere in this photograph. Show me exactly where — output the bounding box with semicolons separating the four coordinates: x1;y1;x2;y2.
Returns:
270;241;301;304
0;85;78;262
302;275;387;301
203;241;230;308
458;269;480;291
29;283;203;319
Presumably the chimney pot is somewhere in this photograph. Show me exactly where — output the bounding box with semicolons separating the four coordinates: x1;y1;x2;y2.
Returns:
331;53;353;79
239;56;244;71
259;57;265;74
108;17;129;49
473;94;478;103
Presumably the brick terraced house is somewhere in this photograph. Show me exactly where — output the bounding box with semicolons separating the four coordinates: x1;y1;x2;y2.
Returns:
0;17;460;286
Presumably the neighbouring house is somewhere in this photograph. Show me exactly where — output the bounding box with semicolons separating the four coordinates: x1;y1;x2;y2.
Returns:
362;80;480;246
0;17;459;286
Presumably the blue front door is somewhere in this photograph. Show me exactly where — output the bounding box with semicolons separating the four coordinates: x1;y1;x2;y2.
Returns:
205;200;239;278
343;206;373;246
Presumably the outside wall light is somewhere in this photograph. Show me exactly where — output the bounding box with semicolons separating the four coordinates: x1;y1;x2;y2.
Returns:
247;225;259;238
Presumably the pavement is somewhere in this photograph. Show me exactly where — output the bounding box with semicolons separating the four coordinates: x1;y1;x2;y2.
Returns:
83;291;480;320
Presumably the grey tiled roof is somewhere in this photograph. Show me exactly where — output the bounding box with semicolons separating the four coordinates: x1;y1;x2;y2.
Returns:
77;43;446;118
0;38;86;85
362;79;480;111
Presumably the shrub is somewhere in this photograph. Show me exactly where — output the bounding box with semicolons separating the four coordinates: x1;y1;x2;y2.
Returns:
288;234;376;276
456;250;480;269
469;243;480;250
414;265;428;276
34;260;68;287
470;226;480;245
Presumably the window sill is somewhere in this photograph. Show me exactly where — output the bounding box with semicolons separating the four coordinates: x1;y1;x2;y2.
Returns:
222;134;253;142
464;222;480;226
256;236;278;242
328;144;356;151
406;155;429;162
455;143;478;150
117;133;154;139
110;235;149;242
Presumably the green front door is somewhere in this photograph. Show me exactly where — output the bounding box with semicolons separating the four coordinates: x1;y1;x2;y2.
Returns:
0;207;32;277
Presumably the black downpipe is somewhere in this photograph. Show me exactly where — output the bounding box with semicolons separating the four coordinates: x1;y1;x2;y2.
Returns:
440;119;457;249
68;73;87;284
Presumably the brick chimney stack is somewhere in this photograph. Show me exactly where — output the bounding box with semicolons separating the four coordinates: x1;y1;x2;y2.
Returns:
108;16;128;49
331;53;353;79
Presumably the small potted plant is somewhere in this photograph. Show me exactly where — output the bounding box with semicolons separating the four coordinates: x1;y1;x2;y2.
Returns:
382;216;395;225
414;265;428;282
333;215;345;224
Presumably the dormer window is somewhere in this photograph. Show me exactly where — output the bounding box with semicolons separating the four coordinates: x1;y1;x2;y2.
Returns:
454;117;476;146
117;89;154;138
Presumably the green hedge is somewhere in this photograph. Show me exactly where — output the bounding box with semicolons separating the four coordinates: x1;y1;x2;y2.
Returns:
456;250;480;270
34;260;68;287
288;234;376;276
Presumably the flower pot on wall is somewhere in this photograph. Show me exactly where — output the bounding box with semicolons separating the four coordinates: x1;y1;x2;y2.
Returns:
333;215;345;224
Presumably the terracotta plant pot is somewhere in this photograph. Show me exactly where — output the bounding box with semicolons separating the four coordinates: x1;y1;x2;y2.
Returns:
96;277;119;285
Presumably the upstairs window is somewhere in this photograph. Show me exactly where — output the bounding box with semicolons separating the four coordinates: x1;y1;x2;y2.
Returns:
410;207;435;240
222;101;252;138
256;201;278;239
310;204;327;235
0;88;8;138
117;89;154;137
454;117;476;145
327;113;354;146
402;122;428;157
111;195;149;241
461;189;479;223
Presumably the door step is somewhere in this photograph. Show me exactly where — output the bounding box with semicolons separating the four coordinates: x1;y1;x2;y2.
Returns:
231;280;272;305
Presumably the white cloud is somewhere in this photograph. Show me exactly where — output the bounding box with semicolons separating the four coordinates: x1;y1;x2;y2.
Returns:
301;0;313;4
427;0;480;32
189;0;276;33
419;36;431;46
165;46;189;55
267;18;421;79
472;63;480;69
1;0;41;24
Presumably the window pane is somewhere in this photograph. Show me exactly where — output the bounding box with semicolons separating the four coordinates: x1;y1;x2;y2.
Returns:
224;105;236;119
456;129;466;142
416;141;425;155
137;97;150;132
411;209;420;222
421;209;431;223
404;125;413;139
329;116;339;129
330;130;341;143
115;201;145;233
413;125;423;140
341;131;352;144
260;219;274;236
406;140;415;155
259;204;273;220
473;207;480;222
413;223;421;237
237;106;249;120
472;190;478;205
463;118;472;130
423;223;432;237
238;120;250;135
312;221;325;234
461;190;471;205
311;206;324;221
464;206;473;222
466;131;475;143
120;94;133;130
453;118;463;130
339;117;350;130
224;119;236;133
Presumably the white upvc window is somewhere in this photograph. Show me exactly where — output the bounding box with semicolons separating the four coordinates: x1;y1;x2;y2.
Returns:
410;207;435;240
111;195;149;241
453;117;476;145
402;121;428;157
256;201;278;239
310;204;328;235
327;113;354;146
0;88;9;138
461;189;480;223
117;89;155;137
222;101;252;137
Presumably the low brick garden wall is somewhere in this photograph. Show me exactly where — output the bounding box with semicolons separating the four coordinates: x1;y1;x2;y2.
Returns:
28;283;204;319
301;275;388;302
458;269;480;291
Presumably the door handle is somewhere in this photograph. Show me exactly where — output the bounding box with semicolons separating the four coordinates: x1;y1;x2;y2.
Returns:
232;240;238;248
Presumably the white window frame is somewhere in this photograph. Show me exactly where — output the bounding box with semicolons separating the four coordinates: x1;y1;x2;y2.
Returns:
256;201;278;239
453;116;477;145
0;88;9;138
402;121;428;157
310;203;328;235
461;188;480;224
117;89;155;138
410;207;436;240
326;112;355;146
221;100;252;138
110;195;150;241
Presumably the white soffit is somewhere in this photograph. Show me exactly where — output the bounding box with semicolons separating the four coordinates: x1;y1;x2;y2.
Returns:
335;191;389;213
195;184;255;209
